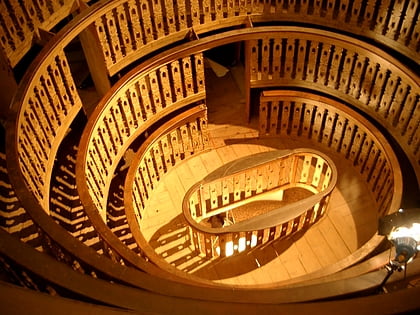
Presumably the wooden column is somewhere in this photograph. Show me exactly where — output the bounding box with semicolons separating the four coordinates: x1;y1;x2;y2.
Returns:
78;3;111;116
0;49;17;122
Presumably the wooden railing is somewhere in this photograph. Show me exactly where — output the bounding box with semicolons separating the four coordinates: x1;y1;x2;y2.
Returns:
77;53;205;222
124;105;209;273
128;106;209;224
2;0;415;298
7;49;82;214
183;148;337;258
2;224;417;313
91;0;419;76
0;0;76;68
2;0;418;72
247;32;419;179
259;90;402;216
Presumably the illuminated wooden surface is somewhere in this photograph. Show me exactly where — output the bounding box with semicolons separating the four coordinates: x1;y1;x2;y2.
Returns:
140;69;378;286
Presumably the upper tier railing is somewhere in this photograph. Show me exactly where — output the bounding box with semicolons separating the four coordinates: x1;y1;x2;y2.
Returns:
0;0;76;67
2;0;418;70
90;0;419;76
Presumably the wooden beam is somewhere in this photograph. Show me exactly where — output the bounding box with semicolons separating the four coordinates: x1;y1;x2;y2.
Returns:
0;49;17;122
78;1;110;115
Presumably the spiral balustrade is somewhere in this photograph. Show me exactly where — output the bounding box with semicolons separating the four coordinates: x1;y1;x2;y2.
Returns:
0;0;419;313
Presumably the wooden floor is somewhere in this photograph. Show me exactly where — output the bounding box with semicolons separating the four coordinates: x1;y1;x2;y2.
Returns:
139;65;379;286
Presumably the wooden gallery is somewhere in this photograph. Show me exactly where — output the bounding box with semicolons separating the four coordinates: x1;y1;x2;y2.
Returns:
0;0;419;313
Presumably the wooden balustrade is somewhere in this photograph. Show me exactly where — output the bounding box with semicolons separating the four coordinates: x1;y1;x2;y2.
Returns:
1;0;417;72
254;0;419;61
183;148;337;258
247;33;419;179
88;0;419;76
91;0;263;75
4;2;419;221
1;0;416;302
0;0;76;68
123;105;210;274
128;105;209;225
259;90;402;216
79;53;205;222
12;49;82;211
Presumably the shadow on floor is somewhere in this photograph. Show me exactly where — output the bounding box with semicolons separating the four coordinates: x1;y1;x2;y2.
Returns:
149;213;308;280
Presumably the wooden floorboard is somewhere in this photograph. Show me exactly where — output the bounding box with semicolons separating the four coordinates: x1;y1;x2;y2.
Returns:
139;66;380;286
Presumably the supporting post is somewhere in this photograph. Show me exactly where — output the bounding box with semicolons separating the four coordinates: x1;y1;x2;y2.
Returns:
0;49;17;122
78;2;111;115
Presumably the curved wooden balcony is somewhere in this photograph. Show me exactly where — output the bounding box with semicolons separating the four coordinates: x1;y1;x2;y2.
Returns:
183;148;337;258
0;0;417;309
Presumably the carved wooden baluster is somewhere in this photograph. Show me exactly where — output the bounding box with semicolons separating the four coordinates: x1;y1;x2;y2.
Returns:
151;142;165;179
366;65;388;112
348;128;366;165
115;4;133;58
144;150;158;189
321;110;336;147
284;37;295;80
158;65;173;108
259;98;269;135
261;38;270;81
386;0;406;40
380;74;401;119
331;114;347;152
132;175;144;216
356;135;374;174
138;76;154;119
126;84;143;127
168;60;182;103
277;100;289;136
138;0;154;42
149;71;163;113
295;39;306;80
181;57;194;97
249;39;259;81
290;101;303;137
401;0;419;49
305;40;319;83
94;15;112;70
318;43;334;85
361;142;380;183
301;105;315;139
311;107;325;142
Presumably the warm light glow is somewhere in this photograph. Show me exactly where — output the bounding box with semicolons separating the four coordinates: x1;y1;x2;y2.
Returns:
250;234;257;247
225;241;234;257
389;223;420;243
238;237;246;252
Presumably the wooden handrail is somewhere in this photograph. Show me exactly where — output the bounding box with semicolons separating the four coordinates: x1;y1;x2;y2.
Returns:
182;149;337;257
183;149;337;234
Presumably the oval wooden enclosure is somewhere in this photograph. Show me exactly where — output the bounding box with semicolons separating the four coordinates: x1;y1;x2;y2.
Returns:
183;148;337;257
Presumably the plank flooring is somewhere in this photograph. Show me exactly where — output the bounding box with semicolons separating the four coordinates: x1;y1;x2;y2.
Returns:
140;65;379;286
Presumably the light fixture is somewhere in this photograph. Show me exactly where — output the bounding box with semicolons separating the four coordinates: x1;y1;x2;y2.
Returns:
378;207;420;287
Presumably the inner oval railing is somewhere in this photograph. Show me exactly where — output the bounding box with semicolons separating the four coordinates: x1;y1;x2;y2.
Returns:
183;148;337;258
